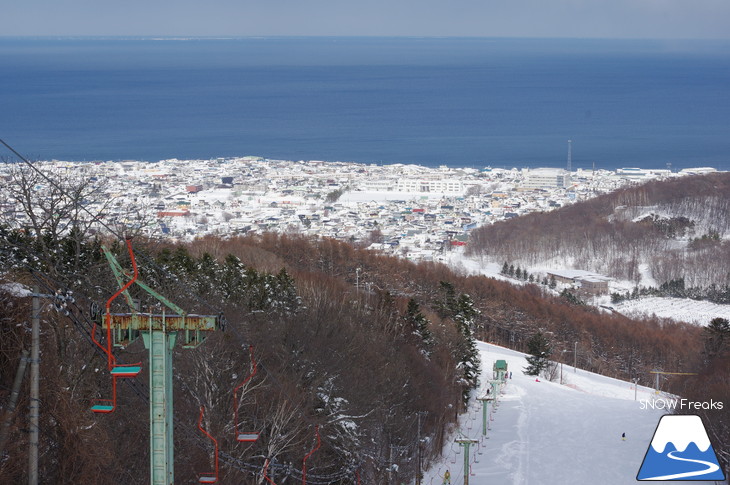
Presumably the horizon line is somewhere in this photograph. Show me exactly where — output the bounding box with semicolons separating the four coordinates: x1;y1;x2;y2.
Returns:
2;34;730;42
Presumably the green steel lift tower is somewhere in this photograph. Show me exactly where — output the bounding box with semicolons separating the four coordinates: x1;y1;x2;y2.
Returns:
92;240;224;485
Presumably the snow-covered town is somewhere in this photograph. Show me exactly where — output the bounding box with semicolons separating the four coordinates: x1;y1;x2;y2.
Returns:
1;156;719;263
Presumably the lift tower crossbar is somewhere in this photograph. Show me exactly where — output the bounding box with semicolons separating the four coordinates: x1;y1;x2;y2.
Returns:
455;439;479;485
649;370;698;394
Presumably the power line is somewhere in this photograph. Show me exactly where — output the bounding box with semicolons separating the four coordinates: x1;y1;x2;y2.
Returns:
1;139;221;316
0;141;376;481
48;285;351;482
1;139;127;241
1;247;357;483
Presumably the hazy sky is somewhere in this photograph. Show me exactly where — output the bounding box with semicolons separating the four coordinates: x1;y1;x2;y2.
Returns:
4;0;730;39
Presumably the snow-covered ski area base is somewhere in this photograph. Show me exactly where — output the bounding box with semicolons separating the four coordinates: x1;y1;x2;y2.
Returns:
445;249;730;327
613;297;730;326
422;342;712;485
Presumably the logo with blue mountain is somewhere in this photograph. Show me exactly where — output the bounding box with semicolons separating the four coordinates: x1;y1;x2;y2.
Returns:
637;414;725;481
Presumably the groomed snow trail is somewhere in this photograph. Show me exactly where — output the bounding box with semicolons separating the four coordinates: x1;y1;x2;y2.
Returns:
422;342;710;485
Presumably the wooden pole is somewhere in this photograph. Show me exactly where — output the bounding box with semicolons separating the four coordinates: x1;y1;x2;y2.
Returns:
28;289;40;485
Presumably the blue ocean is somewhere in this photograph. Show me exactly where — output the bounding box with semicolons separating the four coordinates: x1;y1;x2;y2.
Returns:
1;37;729;171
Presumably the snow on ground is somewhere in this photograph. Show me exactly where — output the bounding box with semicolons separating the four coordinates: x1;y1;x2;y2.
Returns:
613;297;730;326
440;248;511;283
422;342;712;485
192;187;241;202
637;263;658;288
0;282;32;297
446;251;730;327
341;190;451;203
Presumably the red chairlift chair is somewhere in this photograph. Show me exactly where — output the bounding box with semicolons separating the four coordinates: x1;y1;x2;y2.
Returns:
233;345;260;442
197;406;219;484
90;376;119;413
90;238;142;413
302;425;321;485
262;458;277;485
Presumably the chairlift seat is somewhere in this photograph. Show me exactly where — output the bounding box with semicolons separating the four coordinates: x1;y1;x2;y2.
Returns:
111;366;142;377
236;432;260;442
91;404;115;413
198;476;217;484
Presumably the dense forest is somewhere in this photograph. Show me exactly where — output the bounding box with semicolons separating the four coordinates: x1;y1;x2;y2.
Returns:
3;228;726;483
1;166;728;483
467;172;730;293
0;229;478;483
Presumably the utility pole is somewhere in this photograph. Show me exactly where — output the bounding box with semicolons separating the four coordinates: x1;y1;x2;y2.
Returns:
21;288;67;485
388;443;393;485
574;341;578;373
28;288;40;485
416;411;427;485
388;444;407;485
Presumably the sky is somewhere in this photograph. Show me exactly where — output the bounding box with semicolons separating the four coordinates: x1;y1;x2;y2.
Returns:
4;0;730;39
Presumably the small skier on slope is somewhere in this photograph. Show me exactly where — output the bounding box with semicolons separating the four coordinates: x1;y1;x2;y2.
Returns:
441;469;451;484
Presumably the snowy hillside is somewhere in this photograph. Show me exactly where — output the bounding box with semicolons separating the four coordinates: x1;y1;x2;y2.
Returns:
446;248;730;326
422;342;716;485
614;296;730;326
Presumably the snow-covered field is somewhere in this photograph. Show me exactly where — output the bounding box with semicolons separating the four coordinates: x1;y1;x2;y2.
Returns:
422;342;716;485
613;297;730;326
445;250;729;327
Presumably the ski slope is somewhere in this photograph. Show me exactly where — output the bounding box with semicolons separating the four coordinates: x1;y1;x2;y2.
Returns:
422;342;711;485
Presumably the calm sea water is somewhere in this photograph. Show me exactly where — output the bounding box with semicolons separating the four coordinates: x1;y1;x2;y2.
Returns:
1;37;729;171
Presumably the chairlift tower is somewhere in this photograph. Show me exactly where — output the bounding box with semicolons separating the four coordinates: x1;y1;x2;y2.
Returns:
455;439;479;485
649;369;697;395
476;395;495;437
95;240;224;485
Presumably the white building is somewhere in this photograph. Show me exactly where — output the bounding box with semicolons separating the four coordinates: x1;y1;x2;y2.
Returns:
362;179;396;192
395;178;464;193
524;168;571;189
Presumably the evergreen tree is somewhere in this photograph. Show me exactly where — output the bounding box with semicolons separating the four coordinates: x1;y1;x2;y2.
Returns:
508;264;515;277
549;275;557;289
436;281;457;318
452;293;481;397
704;317;730;362
271;268;301;314
560;289;585;306
404;298;435;356
524;331;552;376
436;282;481;403
195;252;218;291
501;262;509;275
219;254;246;300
